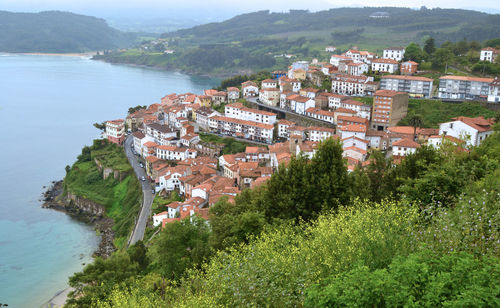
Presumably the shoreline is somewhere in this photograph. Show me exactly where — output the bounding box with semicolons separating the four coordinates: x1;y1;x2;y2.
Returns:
42;287;75;308
2;52;97;57
92;57;235;79
41;181;115;307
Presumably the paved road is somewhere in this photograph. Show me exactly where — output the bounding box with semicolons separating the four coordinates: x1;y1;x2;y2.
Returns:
124;135;154;246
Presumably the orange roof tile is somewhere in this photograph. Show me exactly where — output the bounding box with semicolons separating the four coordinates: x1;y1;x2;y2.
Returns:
393;138;420;148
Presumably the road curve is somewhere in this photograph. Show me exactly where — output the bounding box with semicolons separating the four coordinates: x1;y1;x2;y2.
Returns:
124;134;154;246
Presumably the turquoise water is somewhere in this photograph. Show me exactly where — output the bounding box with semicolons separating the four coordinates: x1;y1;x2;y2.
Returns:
0;54;219;307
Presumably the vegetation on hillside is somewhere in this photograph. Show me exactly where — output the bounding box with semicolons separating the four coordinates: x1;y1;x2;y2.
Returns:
66;126;500;306
95;7;500;75
0;10;135;52
399;99;496;127
64;140;141;246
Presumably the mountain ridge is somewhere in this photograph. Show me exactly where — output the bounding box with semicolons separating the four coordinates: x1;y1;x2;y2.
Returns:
0;10;135;53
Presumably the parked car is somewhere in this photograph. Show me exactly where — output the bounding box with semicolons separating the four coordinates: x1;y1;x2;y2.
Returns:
152;189;155;194
139;163;144;168
141;176;146;181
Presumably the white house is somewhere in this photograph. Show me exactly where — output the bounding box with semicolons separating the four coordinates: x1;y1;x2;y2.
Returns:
304;108;335;124
383;47;405;62
427;135;465;149
279;76;301;92
392;138;420;157
307;126;336;142
340;62;369;76
338;124;367;140
488;77;500;103
277;119;296;139
289;95;316;115
259;88;280;106
153;211;169;227
330;54;351;66
152;202;181;226
325;46;336;52
480;47;499;62
225;102;277;125
227;87;240;101
261;79;278;89
439;116;494;147
242;81;259;97
342;136;369;151
371;58;399;73
330;98;371;120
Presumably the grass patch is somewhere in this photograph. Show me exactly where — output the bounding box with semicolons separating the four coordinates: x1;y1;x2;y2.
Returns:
400;99;496;128
199;132;260;154
64;139;142;242
152;191;182;214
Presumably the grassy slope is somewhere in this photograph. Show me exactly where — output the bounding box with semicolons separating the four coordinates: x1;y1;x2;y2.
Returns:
64;141;141;248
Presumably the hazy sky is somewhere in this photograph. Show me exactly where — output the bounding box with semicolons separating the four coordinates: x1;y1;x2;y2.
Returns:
2;0;500;19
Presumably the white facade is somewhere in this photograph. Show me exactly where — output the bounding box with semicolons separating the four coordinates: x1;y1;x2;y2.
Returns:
290;97;315;115
242;84;259;97
308;128;335;142
153;212;169;227
156;146;188;161
480;48;498;62
259;89;280;106
488;79;500;103
261;80;278;89
342;136;368;151
383;48;405;61
439;120;493;147
371;60;399;73
225;104;277;125
392;144;417;157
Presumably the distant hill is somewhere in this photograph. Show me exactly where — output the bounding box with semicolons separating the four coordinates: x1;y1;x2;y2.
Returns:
162;7;500;48
0;11;135;53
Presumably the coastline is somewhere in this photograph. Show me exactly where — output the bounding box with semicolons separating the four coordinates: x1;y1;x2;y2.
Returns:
92;57;236;79
41;181;115;307
42;287;75;308
20;52;97;57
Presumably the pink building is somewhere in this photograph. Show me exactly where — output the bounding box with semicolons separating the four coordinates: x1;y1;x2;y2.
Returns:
105;119;125;145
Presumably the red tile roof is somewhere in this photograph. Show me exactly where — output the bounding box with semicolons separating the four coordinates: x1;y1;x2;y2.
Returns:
440;76;494;83
375;90;406;97
381;75;433;82
393;138;420;148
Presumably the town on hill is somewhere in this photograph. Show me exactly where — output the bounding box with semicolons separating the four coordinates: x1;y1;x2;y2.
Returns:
99;43;498;230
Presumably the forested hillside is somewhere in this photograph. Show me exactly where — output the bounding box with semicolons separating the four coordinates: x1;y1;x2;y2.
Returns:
163;7;500;47
0;11;134;52
95;7;500;76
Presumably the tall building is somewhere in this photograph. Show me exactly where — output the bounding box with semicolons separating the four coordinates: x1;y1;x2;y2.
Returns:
105;119;125;145
380;75;433;98
371;90;409;131
438;76;493;100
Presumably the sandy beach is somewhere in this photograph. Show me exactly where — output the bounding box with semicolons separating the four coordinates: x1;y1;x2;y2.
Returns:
19;52;97;57
43;287;74;308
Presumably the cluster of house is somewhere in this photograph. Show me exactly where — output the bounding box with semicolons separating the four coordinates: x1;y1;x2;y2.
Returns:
305;46;500;102
100;44;497;228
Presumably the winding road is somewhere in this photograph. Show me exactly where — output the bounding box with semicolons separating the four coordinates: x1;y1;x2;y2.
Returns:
124;134;154;246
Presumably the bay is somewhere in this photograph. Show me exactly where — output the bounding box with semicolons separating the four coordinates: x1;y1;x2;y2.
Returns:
0;54;219;307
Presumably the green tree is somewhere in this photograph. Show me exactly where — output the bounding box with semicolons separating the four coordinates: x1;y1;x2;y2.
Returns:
67;251;140;306
408;114;423;141
93;122;106;131
432;47;455;69
423;37;435;55
209;193;266;250
404;42;425;62
305;251;500;308
147;217;212;280
128;105;147;114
